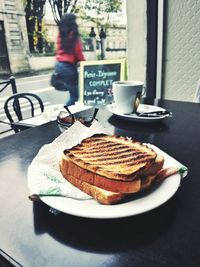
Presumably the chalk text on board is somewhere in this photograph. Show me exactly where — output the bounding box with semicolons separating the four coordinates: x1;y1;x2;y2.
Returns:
88;80;113;87
84;70;117;79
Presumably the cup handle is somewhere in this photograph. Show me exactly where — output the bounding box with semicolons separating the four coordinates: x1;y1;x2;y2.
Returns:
133;92;141;112
142;86;146;96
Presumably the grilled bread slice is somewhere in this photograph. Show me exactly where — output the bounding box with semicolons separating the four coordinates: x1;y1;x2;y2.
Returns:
63;134;157;181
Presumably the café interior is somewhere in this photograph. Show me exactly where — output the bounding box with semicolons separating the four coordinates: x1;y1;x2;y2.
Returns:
0;0;200;267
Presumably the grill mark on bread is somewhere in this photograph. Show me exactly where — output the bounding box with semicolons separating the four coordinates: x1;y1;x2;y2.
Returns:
69;147;136;158
71;142;128;152
64;134;157;179
70;147;144;158
70;151;151;164
76;143;130;149
68;143;154;167
72;135;139;150
68;153;154;174
69;143;154;156
86;154;154;166
79;137;150;147
81;135;112;144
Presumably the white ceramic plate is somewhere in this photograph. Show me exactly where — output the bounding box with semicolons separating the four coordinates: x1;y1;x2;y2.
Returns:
106;103;170;123
40;173;180;219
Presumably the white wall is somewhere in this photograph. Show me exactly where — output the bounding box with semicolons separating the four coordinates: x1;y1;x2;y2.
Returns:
162;0;200;102
126;0;200;102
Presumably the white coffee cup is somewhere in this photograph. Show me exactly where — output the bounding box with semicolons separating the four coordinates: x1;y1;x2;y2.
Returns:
112;81;144;114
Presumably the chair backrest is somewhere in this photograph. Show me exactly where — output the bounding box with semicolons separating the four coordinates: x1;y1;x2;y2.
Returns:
4;93;44;124
0;76;17;95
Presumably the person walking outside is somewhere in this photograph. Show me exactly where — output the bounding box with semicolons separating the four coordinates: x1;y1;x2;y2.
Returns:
55;13;85;106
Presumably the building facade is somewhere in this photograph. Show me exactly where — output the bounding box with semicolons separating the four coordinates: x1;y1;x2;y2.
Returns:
0;0;30;74
45;18;127;60
0;1;126;75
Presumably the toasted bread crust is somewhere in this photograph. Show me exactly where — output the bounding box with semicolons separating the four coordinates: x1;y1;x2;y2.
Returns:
65;174;126;205
64;134;157;181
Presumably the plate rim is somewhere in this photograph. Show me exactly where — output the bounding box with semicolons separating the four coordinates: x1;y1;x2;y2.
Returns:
40;173;181;219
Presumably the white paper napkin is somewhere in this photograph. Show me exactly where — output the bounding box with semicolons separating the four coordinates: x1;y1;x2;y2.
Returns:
28;121;106;200
28;121;188;201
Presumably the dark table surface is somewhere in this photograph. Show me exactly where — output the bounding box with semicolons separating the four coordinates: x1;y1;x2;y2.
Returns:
0;98;200;267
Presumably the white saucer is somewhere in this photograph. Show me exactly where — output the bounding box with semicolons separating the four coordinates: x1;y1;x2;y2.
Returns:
106;103;170;123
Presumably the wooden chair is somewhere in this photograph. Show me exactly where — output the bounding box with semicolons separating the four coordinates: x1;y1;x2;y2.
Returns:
4;92;44;133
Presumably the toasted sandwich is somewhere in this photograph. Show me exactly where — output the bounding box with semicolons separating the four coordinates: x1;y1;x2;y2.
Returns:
62;134;157;180
60;134;165;204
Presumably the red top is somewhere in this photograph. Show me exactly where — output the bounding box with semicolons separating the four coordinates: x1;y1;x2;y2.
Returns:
56;34;85;63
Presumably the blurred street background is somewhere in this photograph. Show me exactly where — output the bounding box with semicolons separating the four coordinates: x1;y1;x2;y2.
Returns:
0;71;68;137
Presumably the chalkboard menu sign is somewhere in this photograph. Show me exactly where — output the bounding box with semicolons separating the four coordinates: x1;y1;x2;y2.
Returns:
79;59;126;106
